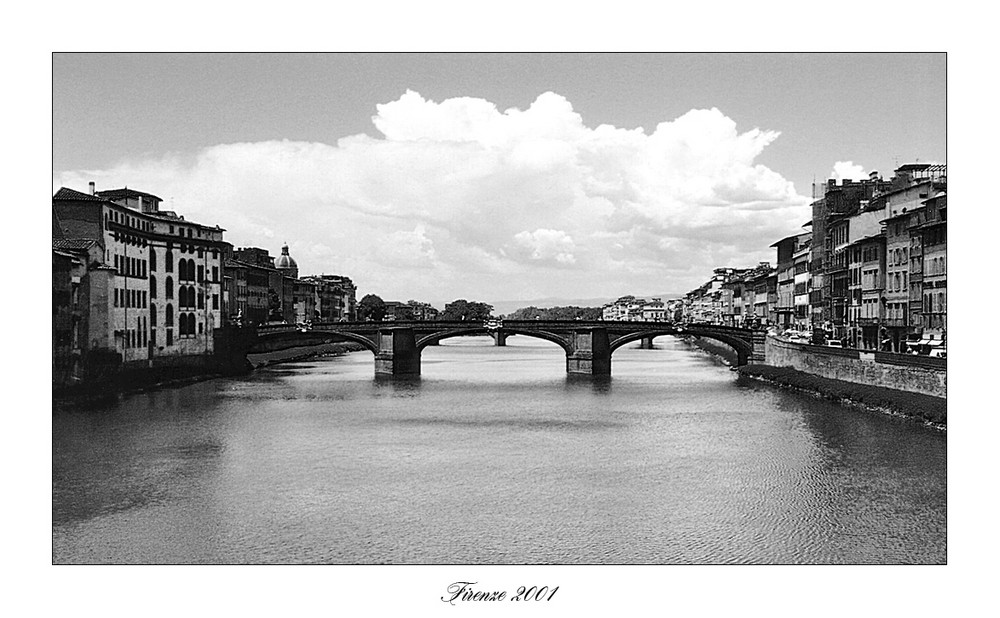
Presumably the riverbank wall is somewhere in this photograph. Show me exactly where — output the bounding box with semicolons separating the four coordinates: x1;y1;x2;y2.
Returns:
682;333;946;428
248;342;365;368
682;335;739;366
764;335;946;399
737;364;946;428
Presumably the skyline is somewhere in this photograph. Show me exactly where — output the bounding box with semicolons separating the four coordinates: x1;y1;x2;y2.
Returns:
52;52;945;306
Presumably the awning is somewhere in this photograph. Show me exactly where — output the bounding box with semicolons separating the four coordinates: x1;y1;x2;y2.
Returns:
927;340;945;347
915;338;932;345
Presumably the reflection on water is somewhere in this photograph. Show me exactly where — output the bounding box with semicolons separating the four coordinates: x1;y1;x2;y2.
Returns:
53;335;945;564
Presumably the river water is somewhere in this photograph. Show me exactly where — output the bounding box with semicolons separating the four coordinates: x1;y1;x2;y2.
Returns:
52;336;946;564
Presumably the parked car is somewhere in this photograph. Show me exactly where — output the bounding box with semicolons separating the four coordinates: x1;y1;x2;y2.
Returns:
929;348;946;359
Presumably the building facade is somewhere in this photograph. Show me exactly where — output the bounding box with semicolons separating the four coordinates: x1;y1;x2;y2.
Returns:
53;185;226;373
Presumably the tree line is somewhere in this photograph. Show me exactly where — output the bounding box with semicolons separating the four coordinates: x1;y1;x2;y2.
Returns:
356;295;601;322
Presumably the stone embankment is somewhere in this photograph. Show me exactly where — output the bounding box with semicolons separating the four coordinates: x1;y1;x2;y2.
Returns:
54;339;364;408
736;364;946;429
248;342;364;368
683;333;946;429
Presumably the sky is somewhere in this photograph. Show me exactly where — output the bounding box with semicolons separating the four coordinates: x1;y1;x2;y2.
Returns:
52;52;945;306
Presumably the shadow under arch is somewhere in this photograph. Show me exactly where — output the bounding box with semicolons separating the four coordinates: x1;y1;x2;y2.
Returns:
250;329;380;355
607;329;752;365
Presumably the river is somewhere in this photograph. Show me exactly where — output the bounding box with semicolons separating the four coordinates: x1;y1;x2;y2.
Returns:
52;335;946;564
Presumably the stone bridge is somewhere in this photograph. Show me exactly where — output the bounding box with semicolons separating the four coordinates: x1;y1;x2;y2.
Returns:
249;320;766;376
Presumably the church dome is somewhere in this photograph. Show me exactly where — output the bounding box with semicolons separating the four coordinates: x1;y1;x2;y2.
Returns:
275;243;298;274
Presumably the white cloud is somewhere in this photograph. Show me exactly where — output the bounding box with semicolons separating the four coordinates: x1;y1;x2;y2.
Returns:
830;160;867;182
513;229;577;265
54;91;811;303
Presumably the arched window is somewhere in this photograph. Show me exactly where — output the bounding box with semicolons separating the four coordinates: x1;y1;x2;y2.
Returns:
150;275;157;299
150;303;157;327
166;276;174;300
150;249;156;271
166;251;173;273
166;303;174;327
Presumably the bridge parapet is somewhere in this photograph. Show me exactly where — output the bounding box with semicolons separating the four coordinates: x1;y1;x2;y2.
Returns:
250;320;766;376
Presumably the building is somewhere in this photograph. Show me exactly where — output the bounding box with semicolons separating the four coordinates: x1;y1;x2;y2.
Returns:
771;233;808;330
603;295;669;322
291;279;316;324
53;184;226;375
304;275;357;322
274;243;299;279
641;298;666;321
844;234;886;349
918;190;947;349
792;235;812;331
52;244;88;386
809;173;892;332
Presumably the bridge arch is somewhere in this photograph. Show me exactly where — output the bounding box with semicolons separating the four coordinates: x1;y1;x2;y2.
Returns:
608;329;753;365
250;329;380;355
608;329;679;353
416;327;574;355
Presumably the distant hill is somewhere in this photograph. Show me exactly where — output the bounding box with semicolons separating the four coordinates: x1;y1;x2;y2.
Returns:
490;293;682;316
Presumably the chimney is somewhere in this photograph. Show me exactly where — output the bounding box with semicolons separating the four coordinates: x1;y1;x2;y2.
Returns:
869;170;879;181
89;181;96;195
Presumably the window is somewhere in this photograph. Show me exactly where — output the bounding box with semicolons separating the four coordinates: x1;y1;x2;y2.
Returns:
166;251;173;273
166;276;174;300
213;294;219;310
150;275;157;298
212;266;218;282
198;265;204;283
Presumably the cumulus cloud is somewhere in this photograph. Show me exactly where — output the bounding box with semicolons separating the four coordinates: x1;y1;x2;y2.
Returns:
512;229;577;265
831;160;867;182
54;91;810;302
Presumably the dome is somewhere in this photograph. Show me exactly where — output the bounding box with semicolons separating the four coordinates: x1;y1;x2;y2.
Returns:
274;243;298;275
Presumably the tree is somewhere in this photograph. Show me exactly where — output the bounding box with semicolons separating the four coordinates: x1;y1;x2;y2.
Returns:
267;288;283;322
506;305;602;320
358;294;386;321
395;304;416;321
438;299;494;321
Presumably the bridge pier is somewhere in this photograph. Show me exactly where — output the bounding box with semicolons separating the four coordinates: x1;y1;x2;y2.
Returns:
566;328;611;375
492;330;508;347
749;330;767;364
374;328;420;376
639;336;655;349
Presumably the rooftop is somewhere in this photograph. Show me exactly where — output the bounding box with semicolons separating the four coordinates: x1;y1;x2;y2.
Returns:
97;188;163;202
53;238;102;251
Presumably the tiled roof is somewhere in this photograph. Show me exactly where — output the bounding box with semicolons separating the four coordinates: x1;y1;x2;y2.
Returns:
53;187;104;201
96;188;163;201
53;238;101;251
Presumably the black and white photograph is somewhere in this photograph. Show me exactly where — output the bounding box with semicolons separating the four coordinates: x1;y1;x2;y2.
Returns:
23;6;995;613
